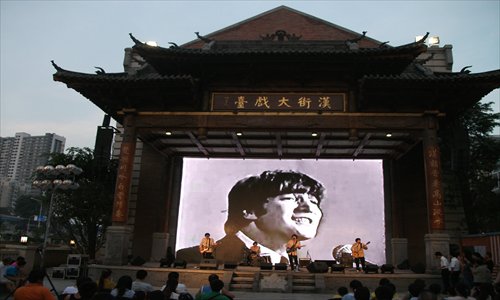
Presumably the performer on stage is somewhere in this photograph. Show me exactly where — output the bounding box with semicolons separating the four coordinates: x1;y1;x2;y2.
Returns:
350;238;369;272
199;233;216;259
248;241;262;265
286;234;302;271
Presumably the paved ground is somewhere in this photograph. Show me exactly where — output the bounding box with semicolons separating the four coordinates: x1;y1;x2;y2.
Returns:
0;277;335;300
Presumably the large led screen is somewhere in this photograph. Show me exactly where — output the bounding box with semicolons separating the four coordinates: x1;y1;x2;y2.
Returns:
176;158;385;265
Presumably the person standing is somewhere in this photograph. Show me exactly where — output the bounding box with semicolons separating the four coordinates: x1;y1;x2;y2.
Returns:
286;234;302;271
351;238;369;272
435;252;450;293
199;233;217;259
449;252;461;288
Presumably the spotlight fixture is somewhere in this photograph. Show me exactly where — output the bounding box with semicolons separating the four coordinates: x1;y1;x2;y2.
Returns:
20;236;28;244
165;131;172;136
386;133;392;137
311;132;318;137
236;132;242;136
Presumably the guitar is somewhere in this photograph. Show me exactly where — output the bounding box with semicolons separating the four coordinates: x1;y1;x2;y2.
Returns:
351;241;370;258
200;241;221;254
286;244;306;254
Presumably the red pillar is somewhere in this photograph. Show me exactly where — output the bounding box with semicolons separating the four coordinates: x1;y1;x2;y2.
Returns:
112;112;137;224
422;114;445;233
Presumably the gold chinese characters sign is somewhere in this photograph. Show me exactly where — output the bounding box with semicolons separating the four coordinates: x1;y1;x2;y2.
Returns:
211;93;346;112
425;145;445;231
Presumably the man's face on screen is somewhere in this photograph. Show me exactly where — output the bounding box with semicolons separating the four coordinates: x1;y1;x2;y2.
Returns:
254;192;322;240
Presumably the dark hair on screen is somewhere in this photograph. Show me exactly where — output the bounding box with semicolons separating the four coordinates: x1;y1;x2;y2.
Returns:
224;170;325;233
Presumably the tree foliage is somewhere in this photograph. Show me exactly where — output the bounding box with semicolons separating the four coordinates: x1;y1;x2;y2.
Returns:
442;101;500;233
47;147;117;258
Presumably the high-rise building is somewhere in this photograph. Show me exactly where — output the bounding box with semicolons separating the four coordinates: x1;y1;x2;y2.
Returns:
0;132;65;208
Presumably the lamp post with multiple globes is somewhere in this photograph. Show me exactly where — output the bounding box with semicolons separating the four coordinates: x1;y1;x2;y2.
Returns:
32;164;82;262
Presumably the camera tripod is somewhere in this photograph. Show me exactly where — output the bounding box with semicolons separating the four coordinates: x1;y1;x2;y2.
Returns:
2;247;59;300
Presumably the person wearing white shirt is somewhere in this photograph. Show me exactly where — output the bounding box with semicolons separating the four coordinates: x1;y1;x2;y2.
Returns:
435;252;451;293
449;253;461;288
132;270;154;293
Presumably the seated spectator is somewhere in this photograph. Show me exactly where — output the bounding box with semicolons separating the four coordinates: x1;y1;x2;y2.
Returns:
0;258;15;292
97;269;115;292
4;257;27;288
342;280;363;300
375;285;395;300
132;270;154;293
195;279;230;300
63;277;93;300
355;286;371;300
196;274;234;300
330;286;348;300
162;278;179;300
111;275;135;299
13;268;55;300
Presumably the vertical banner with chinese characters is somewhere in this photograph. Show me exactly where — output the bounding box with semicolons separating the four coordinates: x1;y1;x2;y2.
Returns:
424;144;445;231
211;93;346;112
112;115;137;223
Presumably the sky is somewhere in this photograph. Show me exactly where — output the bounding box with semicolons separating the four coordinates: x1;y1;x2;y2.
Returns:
1;1;499;149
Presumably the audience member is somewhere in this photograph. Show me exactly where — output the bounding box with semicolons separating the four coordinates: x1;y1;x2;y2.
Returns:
376;285;395;300
97;269;115;292
449;253;461;289
342;280;363;300
111;275;135;299
0;258;15;292
63;277;93;300
197;274;235;300
195;279;230;300
162;278;179;300
13;268;55;300
4;257;27;289
354;286;371;300
131;270;154;293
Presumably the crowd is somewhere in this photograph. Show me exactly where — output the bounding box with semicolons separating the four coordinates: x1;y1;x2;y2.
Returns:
329;251;499;300
0;266;234;300
1;251;498;300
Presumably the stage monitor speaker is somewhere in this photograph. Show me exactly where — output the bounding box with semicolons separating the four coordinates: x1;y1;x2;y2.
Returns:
364;264;379;274
199;259;218;270
299;258;311;267
411;262;426;274
130;256;146;266
224;262;238;269
380;264;395;274
260;263;273;270
274;263;288;271
307;262;329;273
331;264;345;273
314;260;336;268
173;259;186;269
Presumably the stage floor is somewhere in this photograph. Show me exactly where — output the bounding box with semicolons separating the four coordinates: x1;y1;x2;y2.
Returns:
81;262;441;294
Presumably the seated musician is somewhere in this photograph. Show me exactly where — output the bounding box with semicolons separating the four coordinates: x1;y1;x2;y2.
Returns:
247;241;261;264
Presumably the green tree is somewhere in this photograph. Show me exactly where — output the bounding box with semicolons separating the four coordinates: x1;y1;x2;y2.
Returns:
441;101;500;233
14;195;42;218
47;147;117;259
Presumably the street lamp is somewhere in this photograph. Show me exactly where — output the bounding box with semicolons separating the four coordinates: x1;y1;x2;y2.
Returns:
32;164;82;265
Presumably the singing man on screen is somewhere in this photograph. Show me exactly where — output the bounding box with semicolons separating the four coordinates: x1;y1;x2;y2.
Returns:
177;170;325;264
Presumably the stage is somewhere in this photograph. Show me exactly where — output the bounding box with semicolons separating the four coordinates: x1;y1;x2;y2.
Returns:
83;262;441;294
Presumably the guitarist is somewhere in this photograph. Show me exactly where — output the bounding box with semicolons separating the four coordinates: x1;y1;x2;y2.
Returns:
286;234;302;271
351;238;370;272
199;233;217;259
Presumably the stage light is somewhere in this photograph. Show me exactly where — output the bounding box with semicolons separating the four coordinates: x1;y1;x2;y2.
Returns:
165;131;172;136
386;133;392;138
236;132;242;136
428;36;440;46
20;236;28;244
311;132;318;137
69;240;76;246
